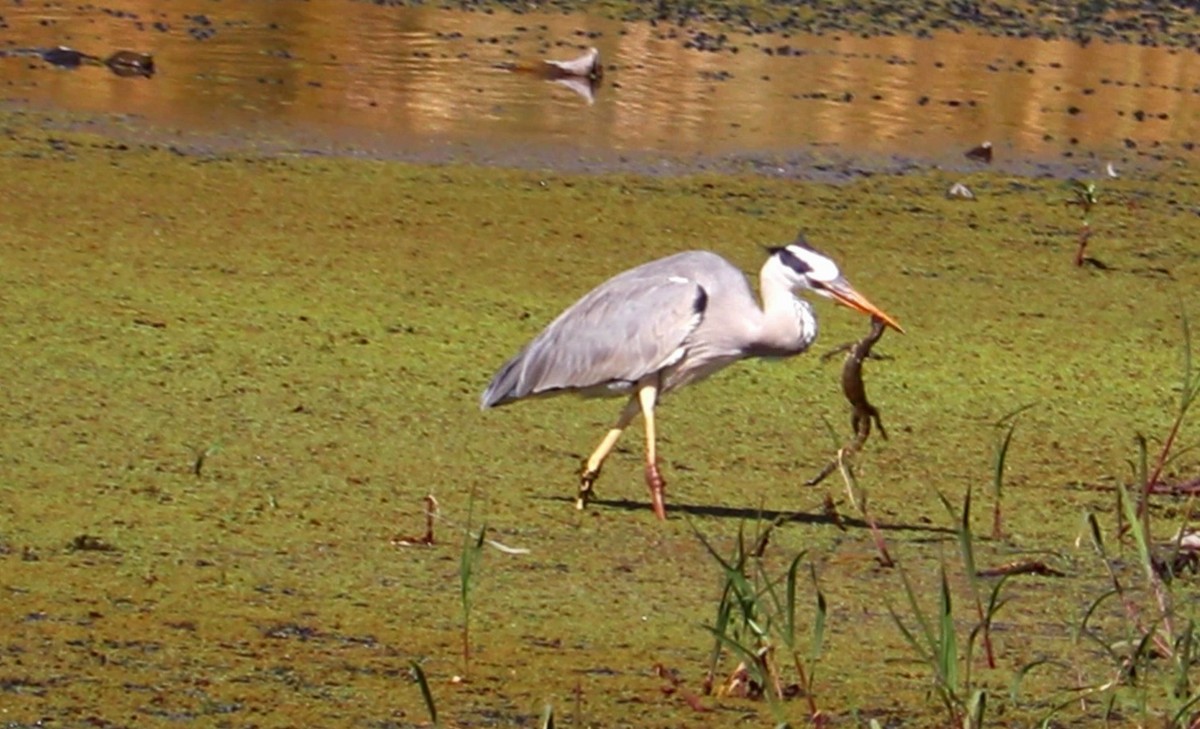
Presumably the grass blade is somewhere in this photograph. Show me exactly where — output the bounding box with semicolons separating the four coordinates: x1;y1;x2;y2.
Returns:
966;688;987;729
410;660;438;727
991;417;1018;538
784;552;803;651
1009;658;1052;706
460;488;487;677
1174;619;1195;699
950;488;978;582
1169;689;1200;728
1116;479;1155;584
891;568;937;664
704;626;766;680
809;564;827;664
1139;308;1199;520
938;568;959;696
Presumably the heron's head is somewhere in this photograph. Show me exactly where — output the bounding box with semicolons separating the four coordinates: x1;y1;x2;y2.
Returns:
766;236;905;333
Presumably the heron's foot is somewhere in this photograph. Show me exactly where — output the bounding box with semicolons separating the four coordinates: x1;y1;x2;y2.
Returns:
577;466;601;510
644;462;667;521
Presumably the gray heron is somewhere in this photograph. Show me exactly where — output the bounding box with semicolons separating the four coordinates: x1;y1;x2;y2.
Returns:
480;234;903;520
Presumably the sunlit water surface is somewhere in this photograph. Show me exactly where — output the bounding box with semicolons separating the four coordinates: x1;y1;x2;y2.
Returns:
2;0;1199;173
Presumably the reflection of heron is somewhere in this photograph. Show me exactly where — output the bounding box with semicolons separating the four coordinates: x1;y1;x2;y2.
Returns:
549;76;599;105
480;235;903;520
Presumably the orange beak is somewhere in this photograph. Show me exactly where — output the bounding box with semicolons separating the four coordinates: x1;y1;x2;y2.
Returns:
820;278;905;333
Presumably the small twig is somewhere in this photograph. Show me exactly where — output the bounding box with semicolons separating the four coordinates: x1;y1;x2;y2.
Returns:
393;494;530;554
836;449;894;568
1150;476;1200;495
976;560;1066;578
392;495;439;547
835;448;861;512
188;443;220;477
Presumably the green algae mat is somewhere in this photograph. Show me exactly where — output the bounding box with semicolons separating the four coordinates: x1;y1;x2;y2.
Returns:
1;114;1199;727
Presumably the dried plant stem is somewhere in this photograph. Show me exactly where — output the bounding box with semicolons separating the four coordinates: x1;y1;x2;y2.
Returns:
1074;224;1091;267
835;449;893;567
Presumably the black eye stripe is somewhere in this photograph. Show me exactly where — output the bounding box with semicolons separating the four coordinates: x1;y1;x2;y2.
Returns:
767;246;811;276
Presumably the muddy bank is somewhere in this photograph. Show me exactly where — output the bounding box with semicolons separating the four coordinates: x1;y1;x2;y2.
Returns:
0;101;1158;186
447;0;1200;48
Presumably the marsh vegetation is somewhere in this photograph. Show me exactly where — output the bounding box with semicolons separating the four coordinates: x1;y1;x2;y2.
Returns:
0;101;1197;727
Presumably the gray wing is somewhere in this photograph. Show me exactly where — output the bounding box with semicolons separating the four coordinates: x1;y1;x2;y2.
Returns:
481;271;708;408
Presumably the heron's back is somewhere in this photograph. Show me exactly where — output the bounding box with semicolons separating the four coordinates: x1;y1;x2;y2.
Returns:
481;250;760;408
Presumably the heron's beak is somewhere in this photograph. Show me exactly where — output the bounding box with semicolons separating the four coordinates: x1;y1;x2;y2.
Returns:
820;278;905;333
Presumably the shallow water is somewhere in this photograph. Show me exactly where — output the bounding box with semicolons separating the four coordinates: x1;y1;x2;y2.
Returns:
2;0;1199;171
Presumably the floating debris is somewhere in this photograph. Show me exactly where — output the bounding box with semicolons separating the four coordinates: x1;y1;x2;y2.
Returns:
5;45;155;77
105;50;155;78
946;181;976;200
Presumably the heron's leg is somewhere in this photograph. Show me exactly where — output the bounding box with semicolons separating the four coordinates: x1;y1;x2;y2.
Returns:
578;396;639;510
637;379;667;521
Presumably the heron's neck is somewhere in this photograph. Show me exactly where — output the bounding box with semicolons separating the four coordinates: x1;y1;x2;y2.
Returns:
750;266;818;357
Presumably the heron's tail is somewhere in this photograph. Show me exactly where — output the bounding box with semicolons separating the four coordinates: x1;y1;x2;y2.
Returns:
480;354;524;410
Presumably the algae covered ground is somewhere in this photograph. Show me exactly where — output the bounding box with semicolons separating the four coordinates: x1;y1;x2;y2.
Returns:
1;108;1199;728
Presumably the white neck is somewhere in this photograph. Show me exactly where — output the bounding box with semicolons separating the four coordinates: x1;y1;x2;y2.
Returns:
749;258;818;357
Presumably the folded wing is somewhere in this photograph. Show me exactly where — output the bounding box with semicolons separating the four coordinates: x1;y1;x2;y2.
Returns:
481;273;707;408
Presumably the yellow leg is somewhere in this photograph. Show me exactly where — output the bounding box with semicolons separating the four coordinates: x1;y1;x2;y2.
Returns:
638;379;667;521
577;397;639;510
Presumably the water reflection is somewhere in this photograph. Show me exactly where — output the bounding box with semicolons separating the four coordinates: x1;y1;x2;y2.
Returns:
1;0;1196;167
549;76;600;106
